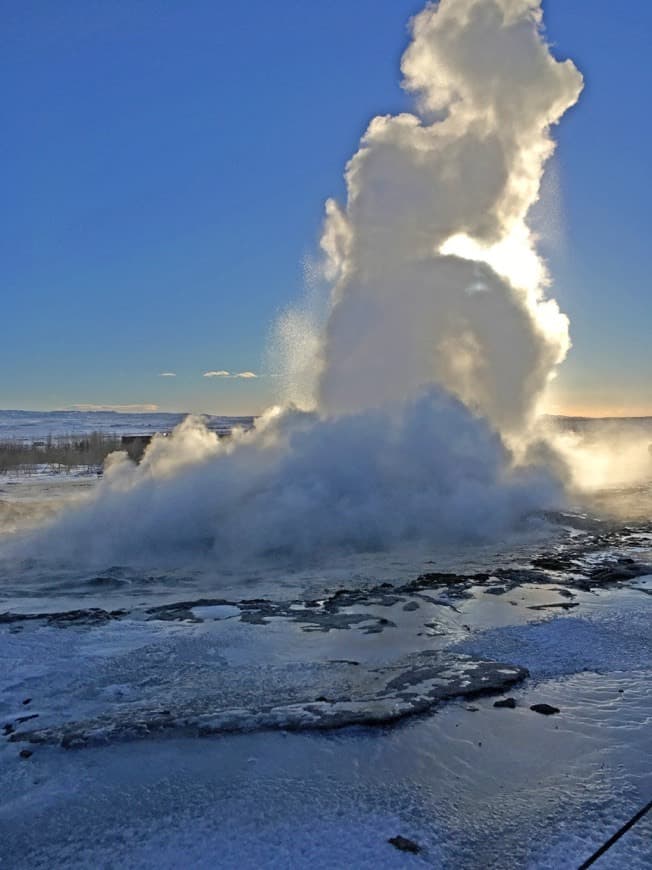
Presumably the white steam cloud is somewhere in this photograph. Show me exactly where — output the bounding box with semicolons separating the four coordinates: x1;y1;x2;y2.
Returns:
317;0;582;431
13;1;586;569
34;397;559;565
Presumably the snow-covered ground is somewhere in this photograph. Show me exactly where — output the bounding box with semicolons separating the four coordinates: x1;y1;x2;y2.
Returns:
0;471;97;538
0;409;253;442
0;466;651;868
1;576;650;868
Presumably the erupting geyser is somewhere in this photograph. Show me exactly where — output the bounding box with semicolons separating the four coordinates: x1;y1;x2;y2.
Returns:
18;0;585;566
318;0;582;431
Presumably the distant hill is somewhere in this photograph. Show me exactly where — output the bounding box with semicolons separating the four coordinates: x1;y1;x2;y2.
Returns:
0;409;255;442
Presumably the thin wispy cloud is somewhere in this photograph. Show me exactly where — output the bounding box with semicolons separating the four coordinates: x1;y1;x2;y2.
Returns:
70;403;160;413
203;370;258;379
158;372;176;377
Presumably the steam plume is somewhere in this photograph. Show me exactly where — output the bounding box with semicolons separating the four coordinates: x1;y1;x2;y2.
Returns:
318;0;581;432
7;0;585;568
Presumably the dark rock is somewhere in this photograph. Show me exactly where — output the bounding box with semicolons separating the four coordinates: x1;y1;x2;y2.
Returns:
420;620;446;638
22;698;32;705
388;835;421;854
530;703;560;715
494;568;551;586
402;601;419;611
554;588;575;599
0;608;127;627
149;594;398;635
3;723;15;736
494;698;517;709
589;563;651;585
47;608;128;628
413;572;468;587
19;749;33;759
531;556;574;572
484;586;507;595
146;598;229;623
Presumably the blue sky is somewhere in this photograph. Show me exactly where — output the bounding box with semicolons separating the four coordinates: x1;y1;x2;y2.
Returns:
2;0;650;416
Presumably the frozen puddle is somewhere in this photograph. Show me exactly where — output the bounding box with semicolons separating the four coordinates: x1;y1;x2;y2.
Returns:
191;604;241;621
0;606;527;746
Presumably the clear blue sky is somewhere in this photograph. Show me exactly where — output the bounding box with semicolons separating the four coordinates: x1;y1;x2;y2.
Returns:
2;0;650;416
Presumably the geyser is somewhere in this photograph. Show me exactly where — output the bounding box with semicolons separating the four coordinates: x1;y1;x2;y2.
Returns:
14;0;584;567
317;0;582;430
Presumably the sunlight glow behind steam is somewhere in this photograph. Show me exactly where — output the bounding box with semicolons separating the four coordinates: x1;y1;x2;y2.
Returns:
14;0;631;571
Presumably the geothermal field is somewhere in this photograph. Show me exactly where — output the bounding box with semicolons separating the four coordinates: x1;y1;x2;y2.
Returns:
1;1;651;868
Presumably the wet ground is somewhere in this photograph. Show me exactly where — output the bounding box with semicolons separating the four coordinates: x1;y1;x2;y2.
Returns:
0;475;651;867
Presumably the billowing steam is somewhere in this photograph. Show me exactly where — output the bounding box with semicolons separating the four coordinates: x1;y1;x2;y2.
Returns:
11;0;586;567
29;397;560;565
317;0;582;430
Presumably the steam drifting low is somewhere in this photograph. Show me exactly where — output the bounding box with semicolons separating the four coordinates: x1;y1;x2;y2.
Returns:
19;0;586;566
